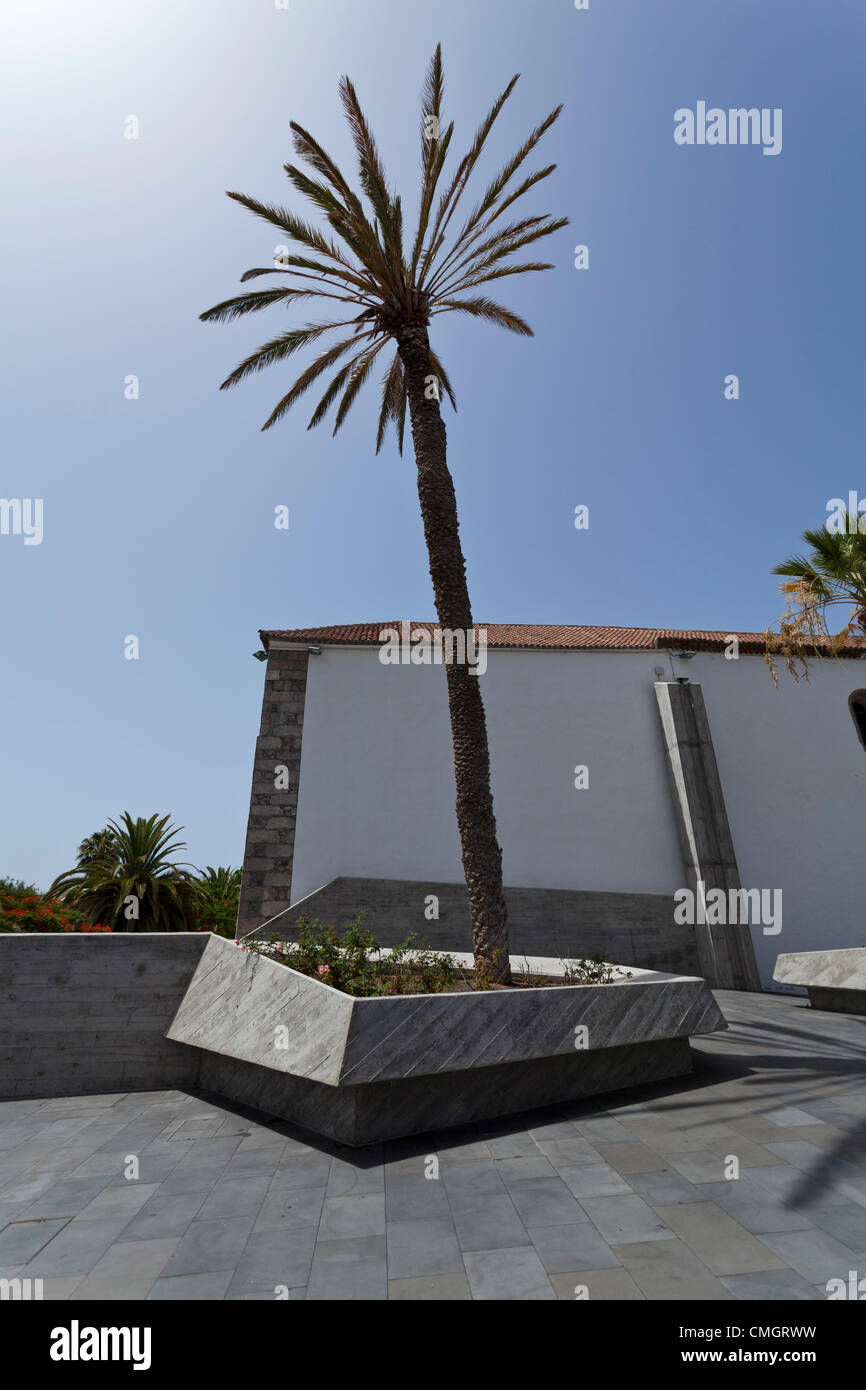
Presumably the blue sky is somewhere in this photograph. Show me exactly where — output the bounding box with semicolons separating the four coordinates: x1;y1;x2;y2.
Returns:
1;0;862;888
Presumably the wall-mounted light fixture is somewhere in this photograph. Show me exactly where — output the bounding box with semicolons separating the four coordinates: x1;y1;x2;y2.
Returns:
308;646;322;655
252;650;267;662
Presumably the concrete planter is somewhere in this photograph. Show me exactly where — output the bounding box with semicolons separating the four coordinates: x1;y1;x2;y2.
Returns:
167;937;725;1146
774;948;866;1016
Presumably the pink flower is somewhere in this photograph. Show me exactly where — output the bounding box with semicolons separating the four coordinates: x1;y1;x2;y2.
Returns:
317;964;330;976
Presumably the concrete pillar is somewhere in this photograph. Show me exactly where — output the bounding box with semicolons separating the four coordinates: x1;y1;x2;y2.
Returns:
654;681;762;991
236;647;309;937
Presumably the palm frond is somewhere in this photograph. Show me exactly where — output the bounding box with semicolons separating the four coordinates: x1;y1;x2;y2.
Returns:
200;287;325;324
375;352;403;454
434;296;533;336
219;322;345;391
260;334;375;431
338;76;404;276
332;340;387;435
418;73;520;287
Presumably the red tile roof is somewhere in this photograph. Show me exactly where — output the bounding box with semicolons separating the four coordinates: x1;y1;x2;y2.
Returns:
260;622;866;655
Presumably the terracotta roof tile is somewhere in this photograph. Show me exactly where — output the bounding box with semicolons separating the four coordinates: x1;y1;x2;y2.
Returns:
260;621;866;656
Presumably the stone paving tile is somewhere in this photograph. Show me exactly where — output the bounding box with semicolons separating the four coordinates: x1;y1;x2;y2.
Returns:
762;1107;825;1127
507;1177;589;1228
531;1136;600;1168
3;992;866;1299
594;1141;669;1175
306;1235;387;1300
808;1202;866;1249
384;1172;451;1221
72;1237;179;1300
386;1215;463;1279
558;1163;632;1198
493;1155;557;1184
574;1117;634;1143
614;1239;736;1300
440;1161;506;1209
73;1182;160;1222
695;1180;814;1234
579;1194;676;1245
252;1186;326;1235
663;1150;740;1185
388;1271;471;1300
450;1194;531;1252
267;1152;334;1192
19;1217;131;1277
326;1157;384;1196
654;1201;787;1276
720;1269;822;1300
160;1217;256;1277
627;1169;703;1205
463;1246;556;1300
318;1192;385;1240
485;1132;540;1160
0;1216;69;1264
148;1269;235;1300
14;1176;114;1220
196;1175;271;1222
226;1227;318;1297
756;1229;862;1285
121;1190;209;1242
549;1267;644;1299
528;1222;617;1274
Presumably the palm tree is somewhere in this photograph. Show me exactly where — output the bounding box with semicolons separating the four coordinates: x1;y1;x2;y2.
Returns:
75;827;119;869
767;517;866;680
50;813;201;931
195;866;242;937
200;45;566;982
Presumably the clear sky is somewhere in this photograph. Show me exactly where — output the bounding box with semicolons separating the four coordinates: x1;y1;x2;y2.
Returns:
1;0;862;889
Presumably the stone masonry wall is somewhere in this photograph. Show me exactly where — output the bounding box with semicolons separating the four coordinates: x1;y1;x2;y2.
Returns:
236;647;309;936
0;934;208;1099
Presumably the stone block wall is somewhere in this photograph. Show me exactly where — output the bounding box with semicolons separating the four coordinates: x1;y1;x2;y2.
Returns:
236;647;309;936
0;934;209;1099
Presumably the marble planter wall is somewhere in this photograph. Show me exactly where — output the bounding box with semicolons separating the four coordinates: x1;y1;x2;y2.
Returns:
167;937;726;1146
774;948;866;1016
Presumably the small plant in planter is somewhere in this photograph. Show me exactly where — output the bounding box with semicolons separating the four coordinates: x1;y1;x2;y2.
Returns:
239;915;461;997
238;916;631;996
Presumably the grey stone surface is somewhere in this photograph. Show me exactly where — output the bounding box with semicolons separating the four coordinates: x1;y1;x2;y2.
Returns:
2;988;865;1299
167;936;723;1144
252;875;700;977
237;647;309;934
0;935;209;1099
654;681;761;991
774;949;866;1015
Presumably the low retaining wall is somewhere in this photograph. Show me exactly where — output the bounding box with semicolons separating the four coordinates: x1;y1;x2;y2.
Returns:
249;877;700;977
0;934;209;1098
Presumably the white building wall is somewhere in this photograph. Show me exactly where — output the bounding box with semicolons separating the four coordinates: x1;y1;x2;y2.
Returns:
289;643;866;986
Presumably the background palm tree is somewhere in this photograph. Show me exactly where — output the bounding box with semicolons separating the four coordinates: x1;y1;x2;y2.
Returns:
50;813;201;931
767;517;866;680
75;827;119;870
195;865;242;937
201;45;566;982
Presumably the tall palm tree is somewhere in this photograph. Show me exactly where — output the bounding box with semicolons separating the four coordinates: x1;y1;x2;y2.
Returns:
200;45;566;982
50;813;201;931
767;517;866;680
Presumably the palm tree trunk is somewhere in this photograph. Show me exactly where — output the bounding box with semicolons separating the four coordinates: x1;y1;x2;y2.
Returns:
398;323;511;984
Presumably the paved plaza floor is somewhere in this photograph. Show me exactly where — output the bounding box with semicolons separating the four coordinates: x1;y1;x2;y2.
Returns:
1;989;864;1300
